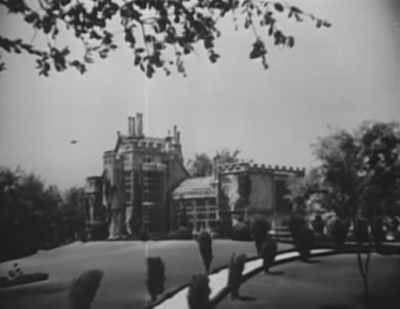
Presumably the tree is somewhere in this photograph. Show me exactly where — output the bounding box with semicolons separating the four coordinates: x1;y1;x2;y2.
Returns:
0;0;331;77
298;121;400;297
187;147;242;177
187;153;213;177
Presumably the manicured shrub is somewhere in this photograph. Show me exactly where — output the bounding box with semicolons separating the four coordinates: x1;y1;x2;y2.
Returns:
139;228;150;242
354;217;370;244
327;217;350;246
311;215;325;234
261;237;277;273
197;231;213;273
385;216;399;232
174;226;192;240
227;253;247;300
295;228;315;261
69;270;104;309
371;216;386;246
250;217;271;255
187;274;211;309
146;257;165;302
90;222;109;241
288;214;306;242
231;223;251;241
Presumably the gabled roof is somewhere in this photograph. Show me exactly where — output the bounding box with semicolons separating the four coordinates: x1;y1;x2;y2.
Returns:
172;176;217;199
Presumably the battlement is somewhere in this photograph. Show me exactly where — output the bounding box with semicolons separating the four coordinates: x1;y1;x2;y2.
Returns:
217;162;305;174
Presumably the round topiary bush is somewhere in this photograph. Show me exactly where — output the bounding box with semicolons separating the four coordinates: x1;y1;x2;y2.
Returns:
90;221;109;241
174;226;193;240
231;222;252;241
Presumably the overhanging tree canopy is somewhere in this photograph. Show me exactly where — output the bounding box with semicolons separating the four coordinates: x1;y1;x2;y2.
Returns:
0;0;331;77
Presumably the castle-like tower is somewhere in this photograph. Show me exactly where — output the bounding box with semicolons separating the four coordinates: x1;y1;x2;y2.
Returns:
97;113;188;238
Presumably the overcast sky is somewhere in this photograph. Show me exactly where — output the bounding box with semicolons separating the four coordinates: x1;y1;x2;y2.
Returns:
0;0;399;189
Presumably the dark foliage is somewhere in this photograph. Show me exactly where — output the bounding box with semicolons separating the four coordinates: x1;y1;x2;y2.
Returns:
385;216;399;232
231;222;252;241
197;231;213;273
187;274;211;309
139;227;150;241
261;237;277;273
288;213;306;241
227;253;247;300
327;217;350;246
0;1;330;77
146;256;165;302
311;215;325;234
295;228;315;261
371;216;385;246
251;217;271;255
0;273;49;288
0;167;87;262
354;217;370;244
89;221;109;240
172;226;193;240
69;270;104;309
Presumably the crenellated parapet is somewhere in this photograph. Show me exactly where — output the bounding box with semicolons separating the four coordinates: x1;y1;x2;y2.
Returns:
217;162;305;175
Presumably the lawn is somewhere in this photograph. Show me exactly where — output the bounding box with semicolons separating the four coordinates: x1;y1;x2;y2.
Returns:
217;253;400;309
0;240;292;309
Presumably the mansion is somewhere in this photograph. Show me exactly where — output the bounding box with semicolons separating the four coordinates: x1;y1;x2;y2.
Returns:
84;114;305;238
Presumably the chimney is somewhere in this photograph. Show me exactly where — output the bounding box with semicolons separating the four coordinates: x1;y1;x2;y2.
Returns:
173;125;177;144
128;117;136;136
212;155;219;182
176;131;180;144
136;113;143;137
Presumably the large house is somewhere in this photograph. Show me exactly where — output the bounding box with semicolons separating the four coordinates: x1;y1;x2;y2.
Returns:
84;114;305;238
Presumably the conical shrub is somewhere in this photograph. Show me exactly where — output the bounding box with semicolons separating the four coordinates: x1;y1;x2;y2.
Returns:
69;270;104;309
198;231;213;273
146;256;165;302
261;237;277;273
187;274;211;309
227;253;247;300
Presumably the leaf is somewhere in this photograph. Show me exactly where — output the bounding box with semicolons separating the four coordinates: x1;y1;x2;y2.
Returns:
134;55;141;66
135;48;145;53
274;3;284;12
287;36;295;48
323;21;332;28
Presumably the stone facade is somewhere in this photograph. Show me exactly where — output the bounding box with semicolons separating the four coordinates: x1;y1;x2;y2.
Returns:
85;114;189;238
171;162;305;235
85;114;305;238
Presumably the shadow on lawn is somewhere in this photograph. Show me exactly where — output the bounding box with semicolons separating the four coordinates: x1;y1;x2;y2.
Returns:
265;270;285;275
319;295;400;309
233;295;257;302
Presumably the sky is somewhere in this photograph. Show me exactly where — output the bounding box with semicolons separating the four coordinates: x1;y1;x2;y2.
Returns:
0;0;399;189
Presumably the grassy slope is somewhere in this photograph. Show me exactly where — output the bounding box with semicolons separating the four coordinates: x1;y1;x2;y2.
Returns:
217;253;400;309
0;240;292;309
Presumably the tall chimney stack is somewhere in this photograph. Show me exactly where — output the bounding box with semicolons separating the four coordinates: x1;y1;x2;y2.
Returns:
136;113;143;137
176;131;180;144
128;117;132;135
132;117;136;136
173;125;177;144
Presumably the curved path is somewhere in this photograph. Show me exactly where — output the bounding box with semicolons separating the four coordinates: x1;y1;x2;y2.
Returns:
154;248;334;309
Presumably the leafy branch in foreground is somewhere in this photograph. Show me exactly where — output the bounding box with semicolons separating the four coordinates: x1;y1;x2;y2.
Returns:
0;0;331;77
